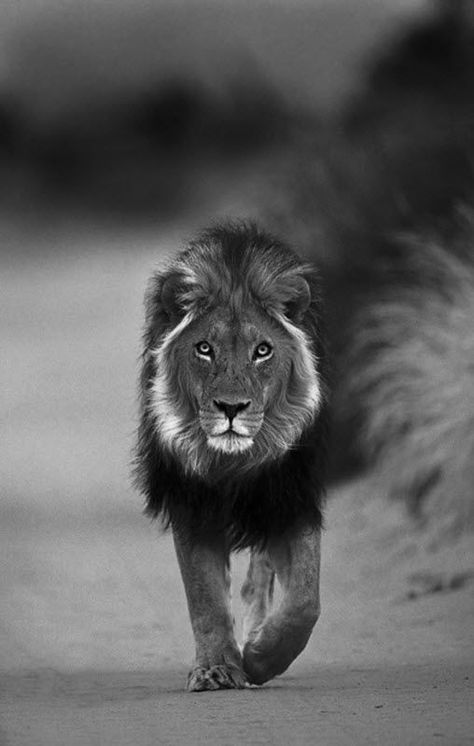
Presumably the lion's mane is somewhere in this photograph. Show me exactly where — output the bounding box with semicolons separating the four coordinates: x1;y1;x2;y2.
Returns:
134;222;329;549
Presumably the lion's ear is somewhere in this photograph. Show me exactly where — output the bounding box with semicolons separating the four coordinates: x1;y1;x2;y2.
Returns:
284;277;311;323
160;273;188;321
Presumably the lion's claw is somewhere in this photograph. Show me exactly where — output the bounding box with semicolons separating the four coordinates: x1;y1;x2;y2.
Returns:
187;664;247;692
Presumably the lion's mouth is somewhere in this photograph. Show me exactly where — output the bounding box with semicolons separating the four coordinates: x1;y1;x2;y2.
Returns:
207;430;254;454
200;411;263;454
212;425;247;436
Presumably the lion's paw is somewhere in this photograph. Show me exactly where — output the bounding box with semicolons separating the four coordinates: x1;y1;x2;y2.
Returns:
187;664;247;692
242;641;274;685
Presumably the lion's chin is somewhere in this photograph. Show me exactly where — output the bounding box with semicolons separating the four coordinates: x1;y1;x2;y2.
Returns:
207;432;254;454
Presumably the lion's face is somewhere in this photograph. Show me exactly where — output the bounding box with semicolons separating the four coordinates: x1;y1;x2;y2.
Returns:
147;226;323;478
173;306;291;455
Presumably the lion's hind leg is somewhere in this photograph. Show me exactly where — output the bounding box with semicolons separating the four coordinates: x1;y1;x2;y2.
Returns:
242;526;321;686
241;550;275;646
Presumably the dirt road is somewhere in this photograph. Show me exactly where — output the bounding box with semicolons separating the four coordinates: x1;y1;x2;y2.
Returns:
1;225;473;744
1;493;473;746
2;662;473;745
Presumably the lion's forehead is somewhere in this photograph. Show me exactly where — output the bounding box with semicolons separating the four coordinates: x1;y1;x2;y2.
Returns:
196;309;275;348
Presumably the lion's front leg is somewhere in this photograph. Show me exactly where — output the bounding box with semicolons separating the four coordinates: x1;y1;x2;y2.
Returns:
242;526;321;685
172;529;246;692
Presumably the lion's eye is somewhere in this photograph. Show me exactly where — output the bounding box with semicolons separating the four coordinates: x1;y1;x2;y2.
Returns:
195;341;213;358
254;342;273;360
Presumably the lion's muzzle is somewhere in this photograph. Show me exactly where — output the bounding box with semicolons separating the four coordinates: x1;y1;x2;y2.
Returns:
199;399;264;454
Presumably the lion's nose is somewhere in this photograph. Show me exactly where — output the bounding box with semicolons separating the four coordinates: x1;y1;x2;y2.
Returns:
214;400;251;421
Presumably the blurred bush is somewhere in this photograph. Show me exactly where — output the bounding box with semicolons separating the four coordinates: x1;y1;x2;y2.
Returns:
260;1;474;531
0;74;289;218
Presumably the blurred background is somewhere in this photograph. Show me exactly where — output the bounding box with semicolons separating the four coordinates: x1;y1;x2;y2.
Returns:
2;0;435;517
0;0;430;220
3;0;474;526
2;0;474;693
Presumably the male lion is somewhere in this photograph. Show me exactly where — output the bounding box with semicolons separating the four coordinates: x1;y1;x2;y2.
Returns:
135;222;328;691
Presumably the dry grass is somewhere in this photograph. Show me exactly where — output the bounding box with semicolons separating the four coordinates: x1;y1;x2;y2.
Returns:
343;219;474;531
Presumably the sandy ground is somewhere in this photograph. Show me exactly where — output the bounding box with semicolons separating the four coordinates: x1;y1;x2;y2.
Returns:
1;223;474;745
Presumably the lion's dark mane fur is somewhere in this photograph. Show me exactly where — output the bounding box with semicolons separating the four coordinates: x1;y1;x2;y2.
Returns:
134;222;328;549
136;419;327;549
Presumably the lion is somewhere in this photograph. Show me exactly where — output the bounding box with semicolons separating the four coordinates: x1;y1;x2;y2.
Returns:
134;221;329;691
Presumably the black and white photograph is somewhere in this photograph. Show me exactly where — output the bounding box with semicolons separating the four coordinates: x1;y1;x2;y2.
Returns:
1;0;473;743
